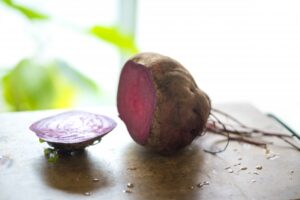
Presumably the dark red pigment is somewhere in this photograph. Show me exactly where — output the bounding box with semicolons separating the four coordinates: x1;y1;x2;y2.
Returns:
117;61;156;145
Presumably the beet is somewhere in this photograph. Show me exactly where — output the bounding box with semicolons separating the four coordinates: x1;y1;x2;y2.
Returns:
117;52;211;154
30;111;117;150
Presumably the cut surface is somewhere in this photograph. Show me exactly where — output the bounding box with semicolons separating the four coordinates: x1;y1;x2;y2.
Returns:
29;111;117;144
117;60;156;145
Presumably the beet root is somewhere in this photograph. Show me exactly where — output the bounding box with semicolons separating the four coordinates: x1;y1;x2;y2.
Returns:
117;52;211;154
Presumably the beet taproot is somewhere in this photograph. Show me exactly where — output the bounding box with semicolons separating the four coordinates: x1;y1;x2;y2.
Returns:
117;52;211;154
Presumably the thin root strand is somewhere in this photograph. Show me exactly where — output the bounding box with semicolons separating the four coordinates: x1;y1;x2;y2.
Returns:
204;108;300;152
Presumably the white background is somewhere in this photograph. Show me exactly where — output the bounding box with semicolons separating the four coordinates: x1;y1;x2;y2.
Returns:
0;0;299;133
137;0;300;133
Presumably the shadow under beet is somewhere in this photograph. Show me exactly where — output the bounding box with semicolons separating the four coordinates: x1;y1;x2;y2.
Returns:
122;143;205;200
38;150;110;194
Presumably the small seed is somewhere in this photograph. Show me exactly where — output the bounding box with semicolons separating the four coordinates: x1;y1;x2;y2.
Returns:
256;165;263;170
240;166;247;170
127;182;134;188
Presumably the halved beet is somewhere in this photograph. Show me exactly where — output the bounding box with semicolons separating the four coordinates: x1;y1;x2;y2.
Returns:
30;111;117;150
117;53;211;154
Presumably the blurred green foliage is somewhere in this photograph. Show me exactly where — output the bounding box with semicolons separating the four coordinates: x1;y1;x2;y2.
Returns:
90;25;138;54
0;0;138;111
2;59;99;111
2;0;48;20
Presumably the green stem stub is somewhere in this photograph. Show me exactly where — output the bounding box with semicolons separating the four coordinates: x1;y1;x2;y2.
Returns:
39;138;45;143
44;148;59;163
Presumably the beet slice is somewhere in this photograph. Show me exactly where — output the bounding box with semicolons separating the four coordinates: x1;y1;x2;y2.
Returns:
117;61;156;145
30;111;117;150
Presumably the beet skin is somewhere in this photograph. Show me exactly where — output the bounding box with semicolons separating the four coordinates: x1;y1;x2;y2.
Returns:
117;52;211;154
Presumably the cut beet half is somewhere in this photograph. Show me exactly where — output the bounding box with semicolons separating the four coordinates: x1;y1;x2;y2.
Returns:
117;60;156;145
29;111;117;148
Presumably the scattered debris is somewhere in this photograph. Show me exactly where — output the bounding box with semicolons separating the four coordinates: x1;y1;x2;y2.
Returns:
256;165;263;170
227;168;234;173
92;178;100;182
127;182;134;188
264;147;270;155
290;170;294;174
84;192;91;196
203;181;209;185
240;166;247;170
224;166;231;170
123;189;132;194
197;181;210;188
253;171;259;175
238;157;243;161
127;167;137;170
234;163;241;166
189;186;195;190
266;153;279;160
251;179;256;183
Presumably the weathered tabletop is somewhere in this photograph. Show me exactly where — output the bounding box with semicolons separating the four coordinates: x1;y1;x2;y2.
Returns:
0;103;299;200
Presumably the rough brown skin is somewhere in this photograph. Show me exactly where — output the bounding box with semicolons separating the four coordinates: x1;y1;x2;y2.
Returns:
119;52;211;154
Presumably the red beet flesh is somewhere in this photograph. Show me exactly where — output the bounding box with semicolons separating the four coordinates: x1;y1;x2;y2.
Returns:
117;61;156;145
